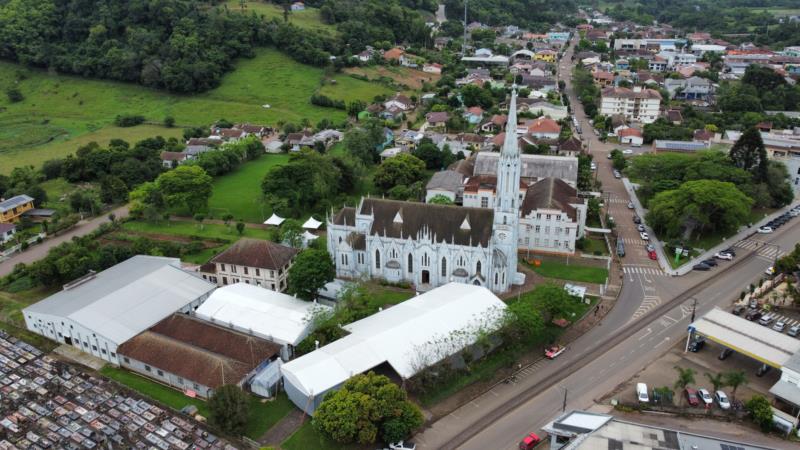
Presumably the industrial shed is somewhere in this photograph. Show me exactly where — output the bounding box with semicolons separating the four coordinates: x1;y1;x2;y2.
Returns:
281;283;507;415
194;283;330;361
23;255;216;364
118;314;281;398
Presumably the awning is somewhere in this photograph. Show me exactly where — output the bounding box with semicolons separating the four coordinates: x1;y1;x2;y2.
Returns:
264;213;285;226
302;217;323;229
302;231;318;241
770;379;800;407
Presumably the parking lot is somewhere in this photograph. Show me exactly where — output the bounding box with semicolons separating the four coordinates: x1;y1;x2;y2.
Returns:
0;331;236;449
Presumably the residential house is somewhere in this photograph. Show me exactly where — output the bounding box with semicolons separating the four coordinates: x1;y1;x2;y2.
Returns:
546;32;570;43
235;124;272;138
664;76;714;100
666;109;683;124
520;75;557;92
423;63;443;74
593;71;615;87
648;55;668;72
425;170;465;203
615;58;630;71
587;30;609;42
160;151;189;168
395;129;424;150
383;48;407;64
285;131;313;151
519;178;587;255
290;2;305;11
456;68;493;86
426;112;450;129
380;147;407;161
517;98;569;120
557;136;583;157
384;93;415;112
213;128;247;142
688;32;712;44
690;44;727;56
464;107;484;125
535;50;557;63
526;117;561;139
0;223;15;244
511;49;536;62
199;238;299;291
185;137;219;156
461;175;527;209
600;86;662;124
618;127;644;146
0;195;34;223
480;114;507;133
448;133;488;156
434;37;451;50
692;128;718;144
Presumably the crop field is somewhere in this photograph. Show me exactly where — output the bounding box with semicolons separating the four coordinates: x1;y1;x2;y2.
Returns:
223;0;336;34
0;48;390;173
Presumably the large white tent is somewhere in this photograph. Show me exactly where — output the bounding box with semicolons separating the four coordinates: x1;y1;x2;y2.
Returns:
302;217;323;229
264;213;285;226
194;283;330;360
281;283;507;414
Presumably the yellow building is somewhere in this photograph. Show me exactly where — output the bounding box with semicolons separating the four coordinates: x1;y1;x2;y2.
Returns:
535;50;557;63
0;195;34;223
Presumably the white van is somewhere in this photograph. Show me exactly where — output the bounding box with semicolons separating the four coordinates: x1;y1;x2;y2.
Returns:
759;314;774;326
636;383;649;403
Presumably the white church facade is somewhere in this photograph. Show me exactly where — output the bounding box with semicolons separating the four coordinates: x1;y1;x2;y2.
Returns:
327;90;528;294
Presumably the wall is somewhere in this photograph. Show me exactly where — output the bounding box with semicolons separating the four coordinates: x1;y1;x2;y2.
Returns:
120;355;215;398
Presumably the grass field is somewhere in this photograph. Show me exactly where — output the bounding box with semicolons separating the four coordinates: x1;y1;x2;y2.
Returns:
344;65;440;90
122;220;273;241
0;48;391;174
224;1;335;34
207;154;290;223
282;422;368;450
527;260;609;284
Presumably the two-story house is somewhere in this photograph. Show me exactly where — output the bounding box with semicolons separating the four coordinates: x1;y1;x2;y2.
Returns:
199;239;299;292
518;178;587;255
0;195;34;223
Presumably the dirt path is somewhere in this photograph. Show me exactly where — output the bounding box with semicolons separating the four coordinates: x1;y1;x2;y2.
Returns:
258;409;306;447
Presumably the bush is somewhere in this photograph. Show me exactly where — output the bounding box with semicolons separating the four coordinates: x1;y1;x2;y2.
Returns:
114;114;146;127
6;87;23;103
163;116;175;128
208;385;249;436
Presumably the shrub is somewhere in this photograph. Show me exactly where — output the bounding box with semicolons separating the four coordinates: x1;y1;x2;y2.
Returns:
6;87;23;103
114;114;145;127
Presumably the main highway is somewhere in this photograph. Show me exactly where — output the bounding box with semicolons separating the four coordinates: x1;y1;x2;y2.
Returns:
414;35;800;450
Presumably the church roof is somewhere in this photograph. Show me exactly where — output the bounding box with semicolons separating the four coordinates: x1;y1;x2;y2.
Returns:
521;177;579;220
463;175;527;194
332;207;356;226
474;152;578;186
358;198;494;247
502;88;520;157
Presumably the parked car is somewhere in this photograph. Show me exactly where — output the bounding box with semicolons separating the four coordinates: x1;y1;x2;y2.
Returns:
627;201;634;209
745;310;763;321
638;224;646;232
622;149;634;155
636;383;649;403
732;305;746;315
758;226;774;234
715;391;731;410
685;388;700;406
689;337;705;352
758;314;774;326
633;215;642;224
590;162;597;170
719;348;733;360
613;170;622;179
723;247;736;257
693;263;711;271
545;345;566;359
714;252;733;260
765;266;775;275
518;433;541;450
789;325;800;337
617;241;625;257
640;232;649;240
702;259;718;267
648;250;657;260
697;388;713;406
749;298;758;309
773;321;786;332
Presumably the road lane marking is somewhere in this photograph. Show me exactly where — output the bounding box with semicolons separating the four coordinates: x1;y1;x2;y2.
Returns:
638;327;653;340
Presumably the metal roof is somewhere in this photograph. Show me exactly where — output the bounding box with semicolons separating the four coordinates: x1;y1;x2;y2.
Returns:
691;308;800;368
654;140;709;151
0;195;33;213
24;256;216;345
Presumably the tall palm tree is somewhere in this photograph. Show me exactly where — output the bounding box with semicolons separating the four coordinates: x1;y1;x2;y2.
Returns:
724;370;748;402
705;372;725;393
674;366;695;407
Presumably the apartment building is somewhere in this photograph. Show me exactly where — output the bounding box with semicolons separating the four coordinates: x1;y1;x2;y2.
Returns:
600;86;662;124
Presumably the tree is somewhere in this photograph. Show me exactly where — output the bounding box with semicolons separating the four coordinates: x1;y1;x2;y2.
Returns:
279;219;303;248
313;372;424;445
194;214;205;230
373;153;426;192
413;139;453;170
723;370;748;402
729;127;768;182
610;149;626;171
163;116;175;127
428;194;454;205
208;385;249;435
287;248;335;300
704;372;725;393
745;395;773;431
673;366;695;406
156;165;213;215
235;221;245;235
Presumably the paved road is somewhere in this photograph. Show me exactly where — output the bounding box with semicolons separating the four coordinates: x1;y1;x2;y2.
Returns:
0;206;129;277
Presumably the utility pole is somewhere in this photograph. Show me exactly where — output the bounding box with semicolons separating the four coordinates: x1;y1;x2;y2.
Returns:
462;0;468;57
561;386;568;412
690;297;697;323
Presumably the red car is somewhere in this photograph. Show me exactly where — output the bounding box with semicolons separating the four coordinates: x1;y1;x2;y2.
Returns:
518;432;542;450
545;345;565;359
648;250;657;260
685;388;700;407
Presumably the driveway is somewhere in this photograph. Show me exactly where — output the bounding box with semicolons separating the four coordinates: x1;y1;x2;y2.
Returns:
0;205;129;277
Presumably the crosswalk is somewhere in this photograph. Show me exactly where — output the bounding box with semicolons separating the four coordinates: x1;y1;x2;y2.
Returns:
620;238;647;245
623;265;666;276
734;239;785;260
766;312;800;329
607;197;629;204
631;295;661;321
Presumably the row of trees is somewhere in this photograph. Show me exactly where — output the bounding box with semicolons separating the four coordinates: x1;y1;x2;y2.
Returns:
443;0;578;31
718;66;800;113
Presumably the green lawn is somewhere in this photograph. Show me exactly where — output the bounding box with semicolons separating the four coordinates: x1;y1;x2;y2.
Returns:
0;47;390;173
582;236;609;256
224;1;336;34
282;422;366;450
101;366;293;439
207;153;290;223
122;220;273;241
528;260;609;284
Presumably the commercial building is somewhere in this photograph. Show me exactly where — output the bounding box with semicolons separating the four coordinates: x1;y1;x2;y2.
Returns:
0;194;34;223
600;86;662;124
193;283;330;361
199;238;299;291
281;283;507;414
23;256;216;364
118;314;281;398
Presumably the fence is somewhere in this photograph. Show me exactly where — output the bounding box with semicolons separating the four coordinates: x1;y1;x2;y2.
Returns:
0;232;46;261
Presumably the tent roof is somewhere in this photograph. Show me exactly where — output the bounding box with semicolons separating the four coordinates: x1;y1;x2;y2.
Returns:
264;213;285;226
281;283;506;397
302;231;318;241
302;217;323;229
193;283;330;346
23;256;215;345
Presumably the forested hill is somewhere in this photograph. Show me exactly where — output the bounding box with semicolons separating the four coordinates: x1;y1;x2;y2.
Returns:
443;0;578;30
0;0;436;94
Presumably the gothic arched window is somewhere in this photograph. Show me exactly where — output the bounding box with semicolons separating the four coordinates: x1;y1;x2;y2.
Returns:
441;257;447;277
476;261;482;274
375;249;381;269
408;254;413;273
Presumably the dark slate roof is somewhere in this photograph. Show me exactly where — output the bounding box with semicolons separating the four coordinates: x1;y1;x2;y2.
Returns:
118;314;280;389
358;198;494;247
332;207;356;226
346;232;366;250
521;178;579;220
558;136;583;153
211;238;298;270
426;170;464;192
0;223;15;234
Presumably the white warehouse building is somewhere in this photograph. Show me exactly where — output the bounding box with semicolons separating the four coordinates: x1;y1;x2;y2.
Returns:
281;283;507;415
22;256;216;364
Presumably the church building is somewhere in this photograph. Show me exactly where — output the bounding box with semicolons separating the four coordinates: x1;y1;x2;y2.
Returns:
327;90;527;294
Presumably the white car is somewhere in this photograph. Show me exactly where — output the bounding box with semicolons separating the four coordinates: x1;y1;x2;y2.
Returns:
640;232;649;241
773;321;786;332
590;162;597;170
714;252;733;260
766;266;775;275
715;391;731;410
697;388;713;406
622;149;634;155
627;201;634;209
758;226;774;234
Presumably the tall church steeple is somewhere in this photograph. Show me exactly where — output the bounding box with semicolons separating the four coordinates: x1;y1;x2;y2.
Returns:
491;87;522;292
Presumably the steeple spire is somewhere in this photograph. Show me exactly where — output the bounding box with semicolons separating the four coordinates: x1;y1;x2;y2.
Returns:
502;86;519;157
